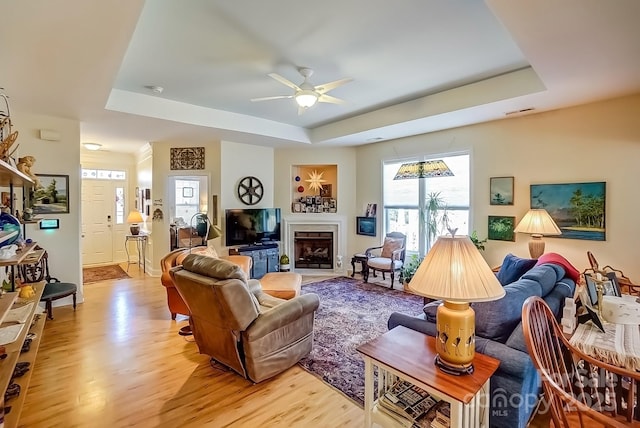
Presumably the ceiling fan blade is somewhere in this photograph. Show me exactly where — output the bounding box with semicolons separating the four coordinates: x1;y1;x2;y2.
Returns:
251;95;293;102
318;94;346;104
315;78;353;94
268;73;301;91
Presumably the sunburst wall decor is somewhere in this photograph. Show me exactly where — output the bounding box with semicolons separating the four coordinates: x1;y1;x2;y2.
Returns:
305;170;326;193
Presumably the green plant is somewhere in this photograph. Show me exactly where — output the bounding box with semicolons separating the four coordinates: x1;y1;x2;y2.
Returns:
470;230;487;251
424;191;450;249
401;254;424;284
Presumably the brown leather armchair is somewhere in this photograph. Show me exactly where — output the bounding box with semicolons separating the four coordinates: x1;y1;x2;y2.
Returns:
160;247;252;319
171;254;320;382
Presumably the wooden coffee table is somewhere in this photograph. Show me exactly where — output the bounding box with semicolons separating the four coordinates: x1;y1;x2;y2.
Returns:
357;325;500;428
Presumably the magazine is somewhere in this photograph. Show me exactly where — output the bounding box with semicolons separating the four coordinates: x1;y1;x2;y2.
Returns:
377;378;440;425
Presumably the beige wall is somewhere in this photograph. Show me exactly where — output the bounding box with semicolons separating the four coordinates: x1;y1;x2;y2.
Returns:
355;94;640;280
11;111;83;304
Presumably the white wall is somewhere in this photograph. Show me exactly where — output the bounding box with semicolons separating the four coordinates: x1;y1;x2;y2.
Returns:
12;111;83;304
355;94;640;280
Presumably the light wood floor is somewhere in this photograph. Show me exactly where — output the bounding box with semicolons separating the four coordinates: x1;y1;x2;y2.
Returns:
19;267;364;428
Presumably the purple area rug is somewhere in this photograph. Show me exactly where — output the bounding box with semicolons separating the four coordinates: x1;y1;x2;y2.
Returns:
299;276;423;406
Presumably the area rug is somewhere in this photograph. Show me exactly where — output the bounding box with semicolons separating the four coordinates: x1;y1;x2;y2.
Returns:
299;276;423;406
83;264;131;284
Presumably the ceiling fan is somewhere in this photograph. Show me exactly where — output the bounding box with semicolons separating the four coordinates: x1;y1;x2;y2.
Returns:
251;67;352;114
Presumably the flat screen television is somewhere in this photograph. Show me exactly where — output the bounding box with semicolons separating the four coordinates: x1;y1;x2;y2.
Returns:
225;208;281;247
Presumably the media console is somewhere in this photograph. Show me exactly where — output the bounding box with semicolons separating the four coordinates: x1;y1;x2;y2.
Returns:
229;243;279;279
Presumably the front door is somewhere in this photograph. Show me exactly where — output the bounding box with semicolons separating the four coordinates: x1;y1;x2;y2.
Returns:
81;180;127;265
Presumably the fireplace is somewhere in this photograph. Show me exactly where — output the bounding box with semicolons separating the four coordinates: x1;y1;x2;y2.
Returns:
294;231;333;269
283;215;347;275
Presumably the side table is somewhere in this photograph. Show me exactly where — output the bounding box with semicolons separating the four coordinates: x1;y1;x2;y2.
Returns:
125;234;147;273
351;253;369;281
357;325;500;428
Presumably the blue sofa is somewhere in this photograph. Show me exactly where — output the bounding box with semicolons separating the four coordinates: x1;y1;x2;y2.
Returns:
387;262;576;428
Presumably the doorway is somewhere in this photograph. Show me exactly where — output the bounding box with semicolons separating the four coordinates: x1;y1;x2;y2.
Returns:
81;179;127;266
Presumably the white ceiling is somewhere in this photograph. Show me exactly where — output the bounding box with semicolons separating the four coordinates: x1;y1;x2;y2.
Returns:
2;0;640;153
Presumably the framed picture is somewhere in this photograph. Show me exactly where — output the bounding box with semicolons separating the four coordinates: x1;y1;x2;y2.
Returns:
182;187;193;198
490;177;514;205
320;184;332;197
292;202;302;213
488;216;516;241
33;174;70;214
365;203;377;217
356;216;376;236
584;272;621;306
1;192;12;207
530;182;606;241
170;147;205;170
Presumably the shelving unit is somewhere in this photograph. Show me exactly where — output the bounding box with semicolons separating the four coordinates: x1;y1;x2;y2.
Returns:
0;156;40;425
1;284;45;427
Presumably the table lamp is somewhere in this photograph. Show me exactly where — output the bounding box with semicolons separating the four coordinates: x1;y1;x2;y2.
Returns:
514;209;561;258
126;210;144;235
408;231;505;375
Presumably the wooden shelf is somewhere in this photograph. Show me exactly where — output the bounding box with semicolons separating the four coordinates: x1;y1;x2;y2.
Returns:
4;303;46;428
0;283;45;427
0;160;34;187
0;242;38;268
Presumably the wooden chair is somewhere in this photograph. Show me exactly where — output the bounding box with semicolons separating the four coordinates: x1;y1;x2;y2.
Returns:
585;251;640;296
364;232;406;287
522;296;640;427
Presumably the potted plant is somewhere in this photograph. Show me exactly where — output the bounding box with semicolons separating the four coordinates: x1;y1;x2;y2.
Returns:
424;191;450;251
401;254;424;292
470;230;487;251
279;254;290;272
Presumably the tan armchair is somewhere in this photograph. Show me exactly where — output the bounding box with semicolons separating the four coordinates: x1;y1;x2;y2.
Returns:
171;254;320;383
160;247;252;319
364;231;406;287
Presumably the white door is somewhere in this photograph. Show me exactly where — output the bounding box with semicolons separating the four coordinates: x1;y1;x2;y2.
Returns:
81;180;117;265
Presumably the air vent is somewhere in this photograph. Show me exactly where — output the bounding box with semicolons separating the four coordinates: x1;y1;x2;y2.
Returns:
505;108;535;116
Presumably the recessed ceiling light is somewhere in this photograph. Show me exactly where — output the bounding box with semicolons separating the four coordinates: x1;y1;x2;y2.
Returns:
83;143;102;151
145;85;164;94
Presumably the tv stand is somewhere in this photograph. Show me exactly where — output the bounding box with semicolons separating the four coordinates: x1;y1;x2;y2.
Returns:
230;243;279;279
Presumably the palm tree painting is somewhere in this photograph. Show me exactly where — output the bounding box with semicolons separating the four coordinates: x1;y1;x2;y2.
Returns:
530;182;605;241
488;216;515;241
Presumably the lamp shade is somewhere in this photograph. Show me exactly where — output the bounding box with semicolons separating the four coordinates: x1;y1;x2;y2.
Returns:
393;160;454;180
207;225;222;240
126;211;143;224
514;209;561;236
295;90;318;107
408;235;505;302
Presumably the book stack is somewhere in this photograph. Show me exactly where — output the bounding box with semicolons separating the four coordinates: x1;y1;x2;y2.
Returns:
377;378;442;427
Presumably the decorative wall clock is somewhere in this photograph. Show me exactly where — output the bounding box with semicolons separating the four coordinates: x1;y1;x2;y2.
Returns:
237;176;264;205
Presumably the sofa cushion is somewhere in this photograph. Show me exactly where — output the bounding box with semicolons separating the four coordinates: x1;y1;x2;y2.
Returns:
536;252;580;283
496;253;537;286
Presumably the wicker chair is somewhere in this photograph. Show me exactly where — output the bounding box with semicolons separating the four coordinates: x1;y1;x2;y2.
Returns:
522;296;640;427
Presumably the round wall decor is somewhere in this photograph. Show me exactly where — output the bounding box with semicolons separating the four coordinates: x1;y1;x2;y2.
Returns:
237;176;264;205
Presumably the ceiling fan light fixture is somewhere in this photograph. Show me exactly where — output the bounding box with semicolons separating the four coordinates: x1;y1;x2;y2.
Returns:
295;90;318;108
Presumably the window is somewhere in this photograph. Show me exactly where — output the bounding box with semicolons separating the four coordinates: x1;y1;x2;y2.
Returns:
383;153;470;257
81;169;126;180
168;176;209;225
115;187;124;224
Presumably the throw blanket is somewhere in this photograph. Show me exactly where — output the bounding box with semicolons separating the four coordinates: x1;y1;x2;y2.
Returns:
569;322;640;371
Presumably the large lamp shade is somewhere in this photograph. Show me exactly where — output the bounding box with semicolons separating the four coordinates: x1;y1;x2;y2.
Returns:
126;211;144;235
408;234;504;375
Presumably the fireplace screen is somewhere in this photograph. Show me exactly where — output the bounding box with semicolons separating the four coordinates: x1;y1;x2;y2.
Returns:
294;231;333;269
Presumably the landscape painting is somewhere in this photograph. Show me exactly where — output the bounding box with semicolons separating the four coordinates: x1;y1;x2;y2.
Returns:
488;216;515;241
33;174;69;214
530;182;605;241
490;176;514;205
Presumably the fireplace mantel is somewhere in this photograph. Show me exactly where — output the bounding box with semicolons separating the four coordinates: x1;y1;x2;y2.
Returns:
283;215;347;275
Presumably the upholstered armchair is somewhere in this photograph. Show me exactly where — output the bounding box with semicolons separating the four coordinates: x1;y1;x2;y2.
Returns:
171;254;320;383
365;231;406;287
160;246;252;320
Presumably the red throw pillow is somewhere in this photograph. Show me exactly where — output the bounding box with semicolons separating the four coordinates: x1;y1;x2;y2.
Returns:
535;253;580;283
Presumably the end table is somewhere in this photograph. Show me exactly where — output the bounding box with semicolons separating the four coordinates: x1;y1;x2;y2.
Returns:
351;253;369;281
